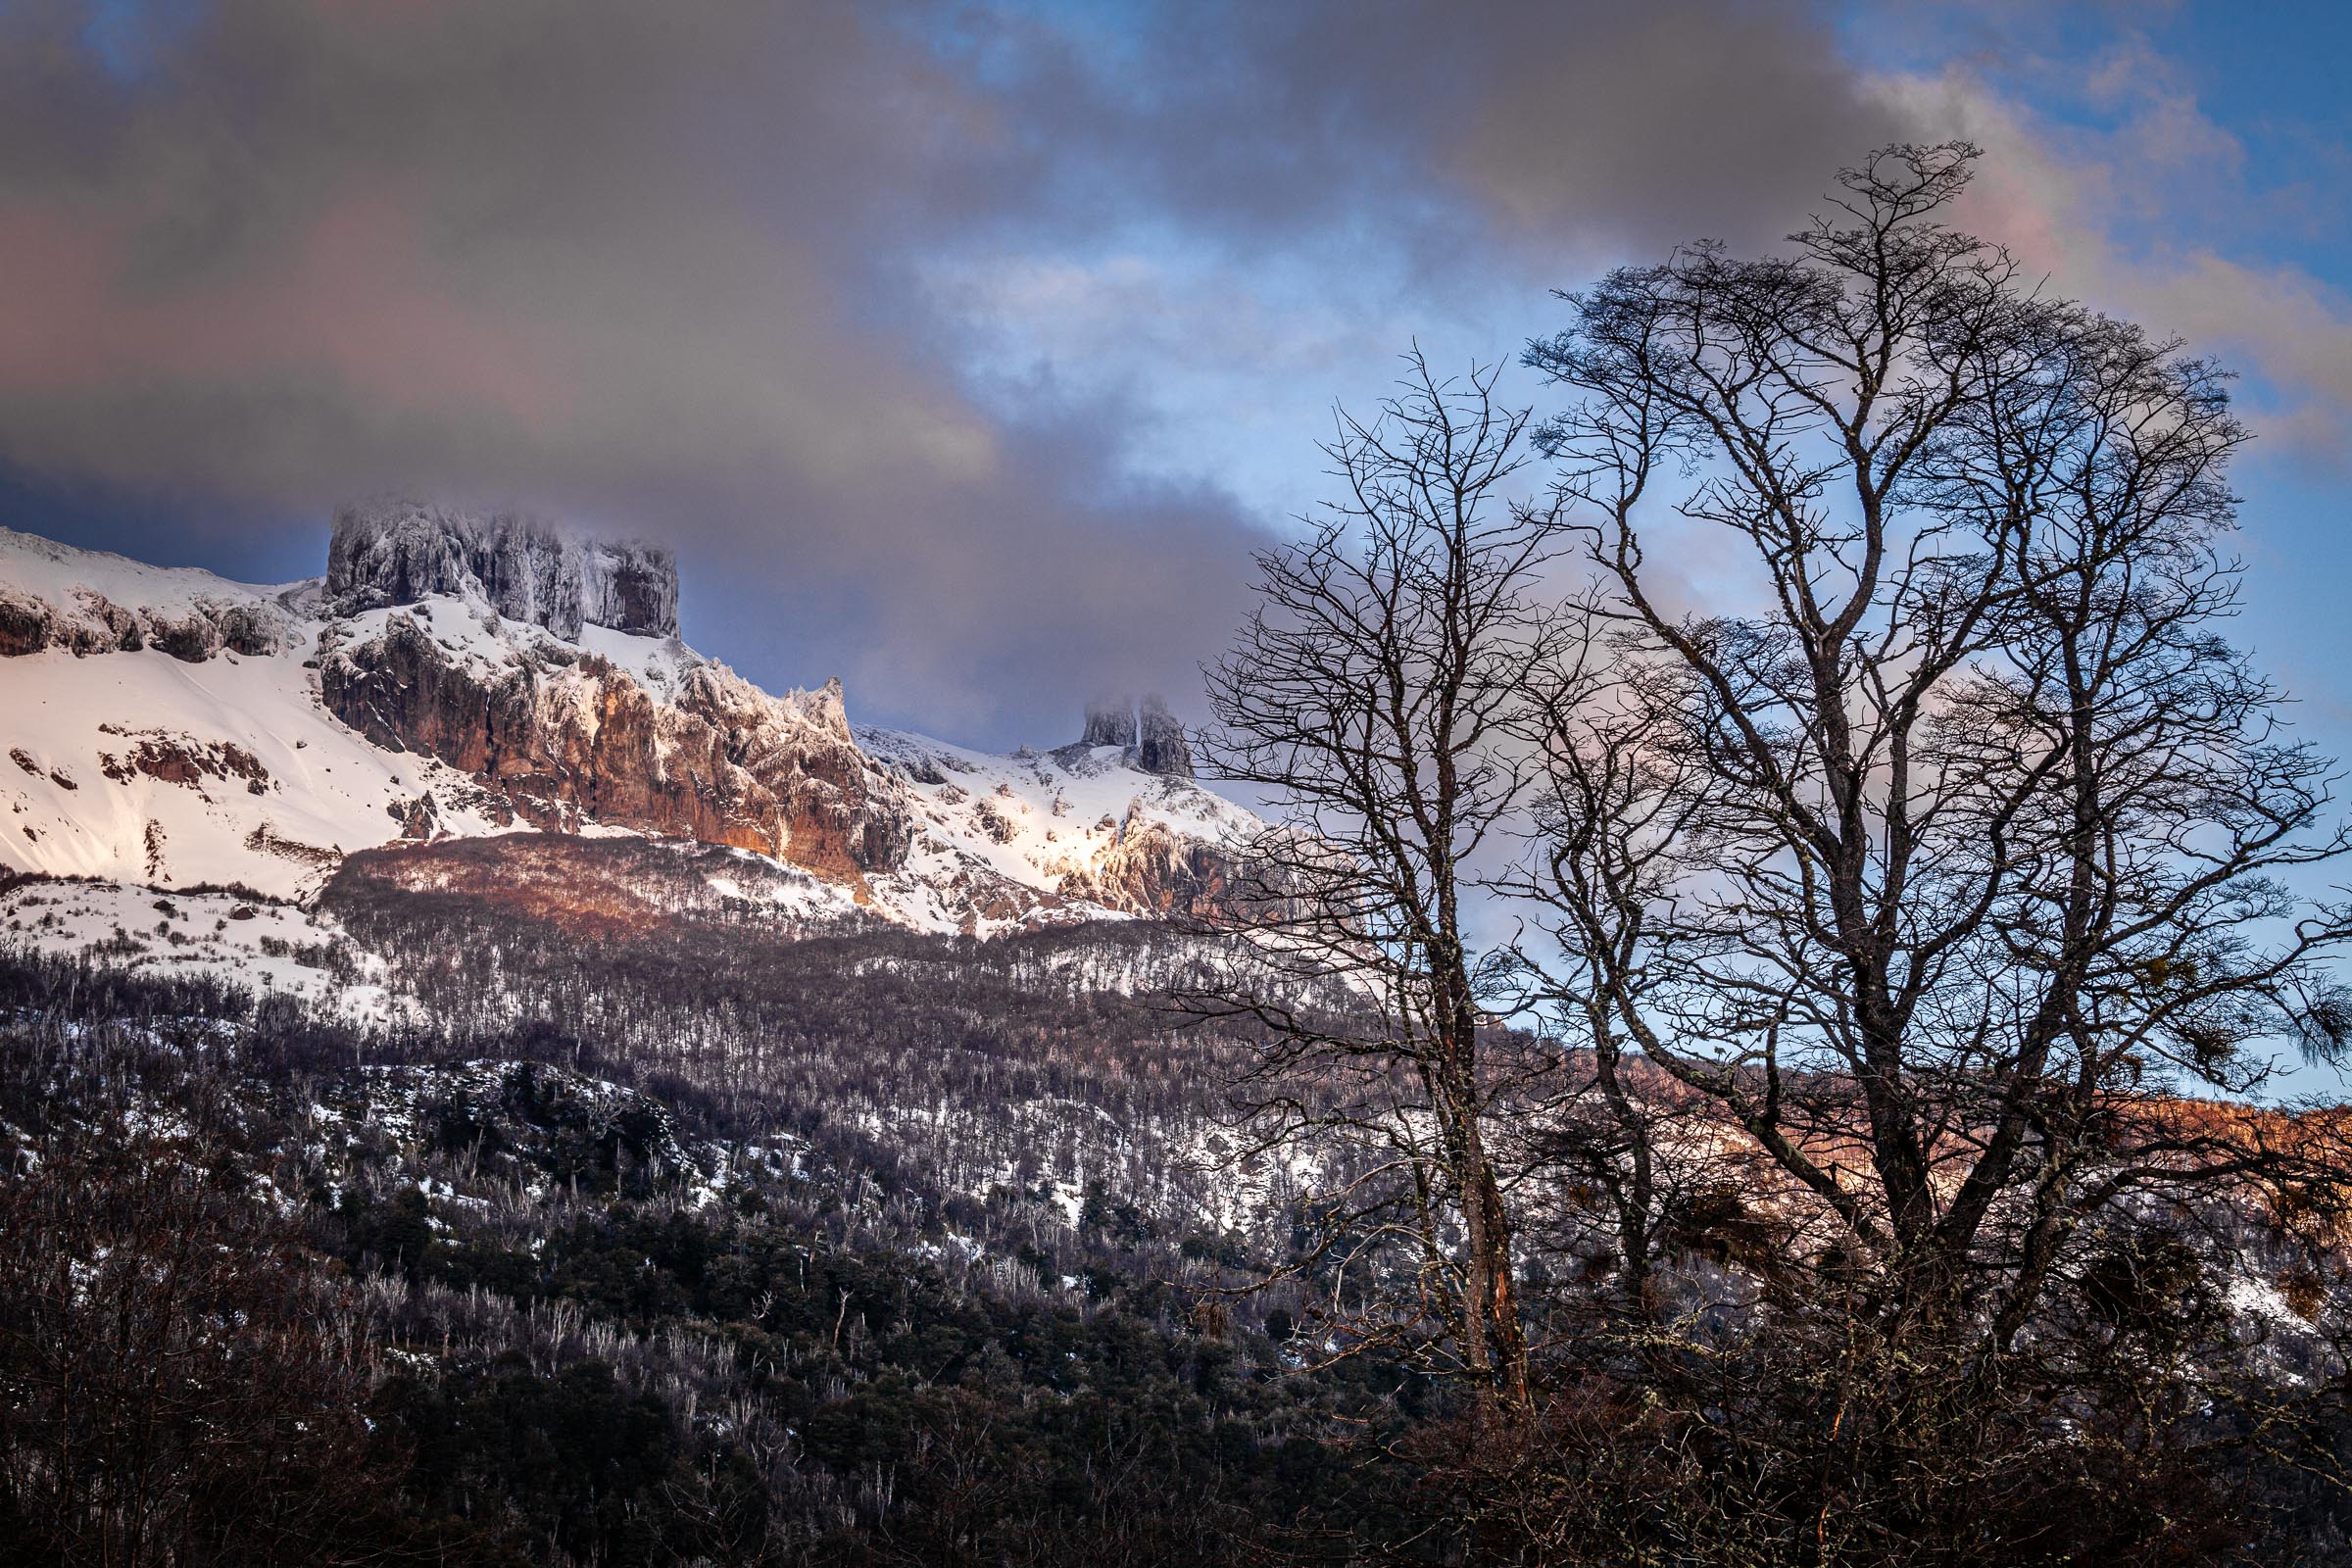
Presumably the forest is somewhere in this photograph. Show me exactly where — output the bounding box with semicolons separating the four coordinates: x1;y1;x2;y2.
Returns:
0;931;1426;1566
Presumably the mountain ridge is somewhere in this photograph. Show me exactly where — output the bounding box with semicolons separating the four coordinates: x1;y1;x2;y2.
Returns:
0;515;1253;945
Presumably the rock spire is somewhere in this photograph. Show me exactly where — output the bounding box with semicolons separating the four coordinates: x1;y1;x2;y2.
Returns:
1075;693;1193;779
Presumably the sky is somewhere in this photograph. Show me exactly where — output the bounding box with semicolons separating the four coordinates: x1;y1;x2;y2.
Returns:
1;0;2348;764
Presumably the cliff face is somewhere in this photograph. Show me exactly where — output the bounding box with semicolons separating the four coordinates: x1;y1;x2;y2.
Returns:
318;504;914;886
325;500;678;639
1057;805;1234;918
1081;696;1139;749
1136;695;1194;779
1070;693;1194;778
0;586;291;661
319;610;912;888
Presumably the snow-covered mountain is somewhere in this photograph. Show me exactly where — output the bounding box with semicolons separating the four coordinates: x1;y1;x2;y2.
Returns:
0;507;1258;956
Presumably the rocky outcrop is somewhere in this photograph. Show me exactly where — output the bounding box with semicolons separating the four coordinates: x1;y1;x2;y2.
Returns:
0;590;49;656
1081;695;1138;749
94;729;271;795
0;581;293;662
325;499;678;639
577;538;679;639
1070;694;1194;779
319;612;912;887
1058;804;1232;917
1136;694;1193;779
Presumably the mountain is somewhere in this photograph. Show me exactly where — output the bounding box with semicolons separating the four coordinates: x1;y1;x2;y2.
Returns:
0;507;1256;969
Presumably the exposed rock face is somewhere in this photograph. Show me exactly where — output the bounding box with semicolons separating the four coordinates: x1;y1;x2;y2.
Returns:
1136;694;1194;779
1057;804;1231;917
325;499;678;639
1082;695;1138;749
0;590;52;656
0;582;293;661
1074;693;1193;778
94;729;271;795
578;538;679;638
319;612;912;888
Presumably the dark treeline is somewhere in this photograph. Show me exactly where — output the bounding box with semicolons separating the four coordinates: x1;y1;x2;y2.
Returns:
0;945;1441;1566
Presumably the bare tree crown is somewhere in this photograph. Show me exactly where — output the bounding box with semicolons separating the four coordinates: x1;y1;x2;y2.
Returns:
1518;142;2352;1316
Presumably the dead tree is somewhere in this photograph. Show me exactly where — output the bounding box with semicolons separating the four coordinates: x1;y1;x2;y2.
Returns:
0;1120;398;1566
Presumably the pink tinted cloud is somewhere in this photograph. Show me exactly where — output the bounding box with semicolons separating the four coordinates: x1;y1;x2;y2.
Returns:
1884;59;2352;460
0;187;568;433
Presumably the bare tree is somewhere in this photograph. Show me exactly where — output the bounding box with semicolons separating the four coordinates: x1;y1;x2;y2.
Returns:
1491;139;2352;1525
1518;141;2352;1326
1197;348;1562;1408
0;1120;402;1566
1271;137;2352;1568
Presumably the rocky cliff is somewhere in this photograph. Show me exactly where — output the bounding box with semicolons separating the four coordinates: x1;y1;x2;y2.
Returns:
1081;695;1138;749
318;608;912;889
1058;804;1234;917
311;504;923;886
325;499;678;639
1136;695;1194;779
1070;693;1194;778
0;528;303;661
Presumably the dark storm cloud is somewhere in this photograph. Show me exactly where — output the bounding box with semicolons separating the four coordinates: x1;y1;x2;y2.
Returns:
951;0;1917;269
0;0;1946;740
1443;4;1916;254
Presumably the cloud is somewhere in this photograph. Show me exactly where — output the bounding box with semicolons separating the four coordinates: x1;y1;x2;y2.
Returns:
0;0;1004;498
1442;3;1914;256
1875;28;2352;460
0;0;1270;738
